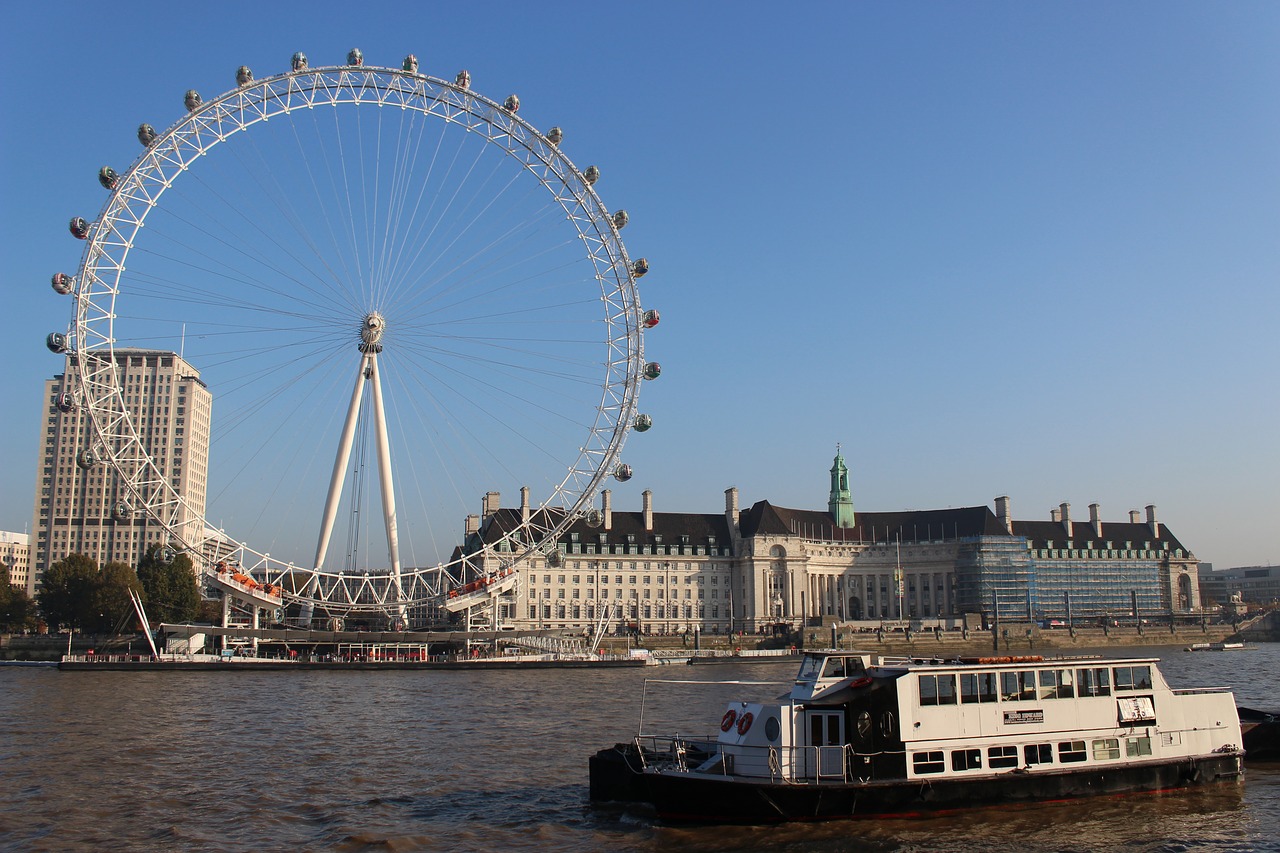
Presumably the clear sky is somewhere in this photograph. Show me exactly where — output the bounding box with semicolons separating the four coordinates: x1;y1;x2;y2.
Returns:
2;2;1277;570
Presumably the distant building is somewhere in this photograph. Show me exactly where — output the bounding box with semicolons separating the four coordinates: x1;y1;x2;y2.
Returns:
1199;565;1280;607
0;531;30;589
455;452;1202;633
28;350;212;594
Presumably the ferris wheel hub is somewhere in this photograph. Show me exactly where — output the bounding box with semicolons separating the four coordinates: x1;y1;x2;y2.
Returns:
359;311;386;353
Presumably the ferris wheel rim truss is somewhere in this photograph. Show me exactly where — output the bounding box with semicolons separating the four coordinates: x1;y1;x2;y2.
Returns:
62;61;647;612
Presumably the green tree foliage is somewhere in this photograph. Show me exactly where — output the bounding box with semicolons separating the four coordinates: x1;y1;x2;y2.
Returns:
136;545;201;624
0;563;36;632
37;553;100;632
96;561;142;633
38;554;142;633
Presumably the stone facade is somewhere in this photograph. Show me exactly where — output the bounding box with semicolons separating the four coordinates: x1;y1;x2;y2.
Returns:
456;452;1202;633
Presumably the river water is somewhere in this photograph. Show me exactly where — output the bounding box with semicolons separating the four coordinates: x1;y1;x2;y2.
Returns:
1;644;1277;852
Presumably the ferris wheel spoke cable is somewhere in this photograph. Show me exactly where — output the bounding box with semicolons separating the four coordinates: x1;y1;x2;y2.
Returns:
389;156;535;306
386;128;497;300
126;240;350;320
392;195;571;315
120;278;346;332
207;338;347;439
404;334;603;388
382;355;531;547
381;364;473;567
369;106;450;302
389;341;584;471
208;135;371;316
376;105;437;304
393;236;588;332
168;140;364;310
211;338;348;427
206;347;346;515
287;109;364;301
326;100;374;309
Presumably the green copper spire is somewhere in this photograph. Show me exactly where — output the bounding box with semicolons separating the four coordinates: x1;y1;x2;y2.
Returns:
828;444;855;528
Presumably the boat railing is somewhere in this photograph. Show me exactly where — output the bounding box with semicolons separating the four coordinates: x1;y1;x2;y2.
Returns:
634;734;895;783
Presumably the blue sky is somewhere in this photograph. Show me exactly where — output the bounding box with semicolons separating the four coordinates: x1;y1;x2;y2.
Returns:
2;2;1277;570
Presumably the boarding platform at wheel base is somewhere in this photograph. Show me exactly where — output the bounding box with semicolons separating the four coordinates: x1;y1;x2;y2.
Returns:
442;568;518;613
208;563;283;609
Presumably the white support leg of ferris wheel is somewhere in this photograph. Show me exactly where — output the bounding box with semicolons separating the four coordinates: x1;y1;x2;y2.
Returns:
300;353;371;625
368;353;408;627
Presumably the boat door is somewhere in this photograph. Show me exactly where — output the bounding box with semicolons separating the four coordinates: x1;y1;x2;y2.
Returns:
805;710;845;780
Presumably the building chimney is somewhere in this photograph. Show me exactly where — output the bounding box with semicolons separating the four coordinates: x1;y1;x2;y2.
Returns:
1050;507;1061;523
1146;504;1159;538
1089;503;1102;539
642;489;653;532
1129;509;1142;524
994;495;1013;534
602;489;612;530
1059;502;1072;538
483;491;501;517
465;514;480;536
725;487;740;536
520;486;530;524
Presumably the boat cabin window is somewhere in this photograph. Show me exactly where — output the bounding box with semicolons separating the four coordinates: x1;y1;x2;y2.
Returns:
822;656;865;679
951;749;982;771
1024;743;1053;766
960;672;998;704
855;710;872;742
1126;736;1152;757
1000;670;1037;702
1112;665;1152;691
1076;667;1111;697
988;745;1019;768
1058;740;1088;763
919;674;957;706
1038;668;1074;700
912;751;946;775
797;655;824;681
1092;738;1121;761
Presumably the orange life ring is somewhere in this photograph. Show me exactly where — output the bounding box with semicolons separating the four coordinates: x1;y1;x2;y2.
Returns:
849;675;873;689
737;711;755;736
720;710;738;732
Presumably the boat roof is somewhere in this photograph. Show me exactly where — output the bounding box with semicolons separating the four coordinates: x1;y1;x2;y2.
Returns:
802;649;1160;670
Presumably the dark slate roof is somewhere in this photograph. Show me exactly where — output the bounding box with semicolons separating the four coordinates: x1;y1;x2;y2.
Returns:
1012;519;1187;552
739;501;1006;543
470;500;1189;553
477;506;732;547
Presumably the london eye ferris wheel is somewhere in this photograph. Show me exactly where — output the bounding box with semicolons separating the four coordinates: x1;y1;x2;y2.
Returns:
47;50;659;622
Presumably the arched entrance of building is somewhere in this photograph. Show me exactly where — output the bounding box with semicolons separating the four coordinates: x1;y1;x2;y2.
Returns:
1178;573;1192;610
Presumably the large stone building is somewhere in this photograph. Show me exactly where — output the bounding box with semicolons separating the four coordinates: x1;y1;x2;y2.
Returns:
29;350;212;594
457;452;1202;633
0;531;30;590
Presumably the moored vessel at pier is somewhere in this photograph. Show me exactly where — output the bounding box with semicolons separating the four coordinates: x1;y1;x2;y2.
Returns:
589;649;1245;823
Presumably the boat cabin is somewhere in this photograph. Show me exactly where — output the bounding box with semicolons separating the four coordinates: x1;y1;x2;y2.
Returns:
710;650;1239;786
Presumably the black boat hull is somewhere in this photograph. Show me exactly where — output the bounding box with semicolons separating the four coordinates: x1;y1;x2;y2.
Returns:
590;745;1244;824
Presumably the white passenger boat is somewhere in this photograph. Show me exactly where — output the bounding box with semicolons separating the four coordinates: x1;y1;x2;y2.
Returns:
589;650;1245;823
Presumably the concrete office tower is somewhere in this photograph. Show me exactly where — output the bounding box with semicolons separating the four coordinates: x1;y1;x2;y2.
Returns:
29;350;212;594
